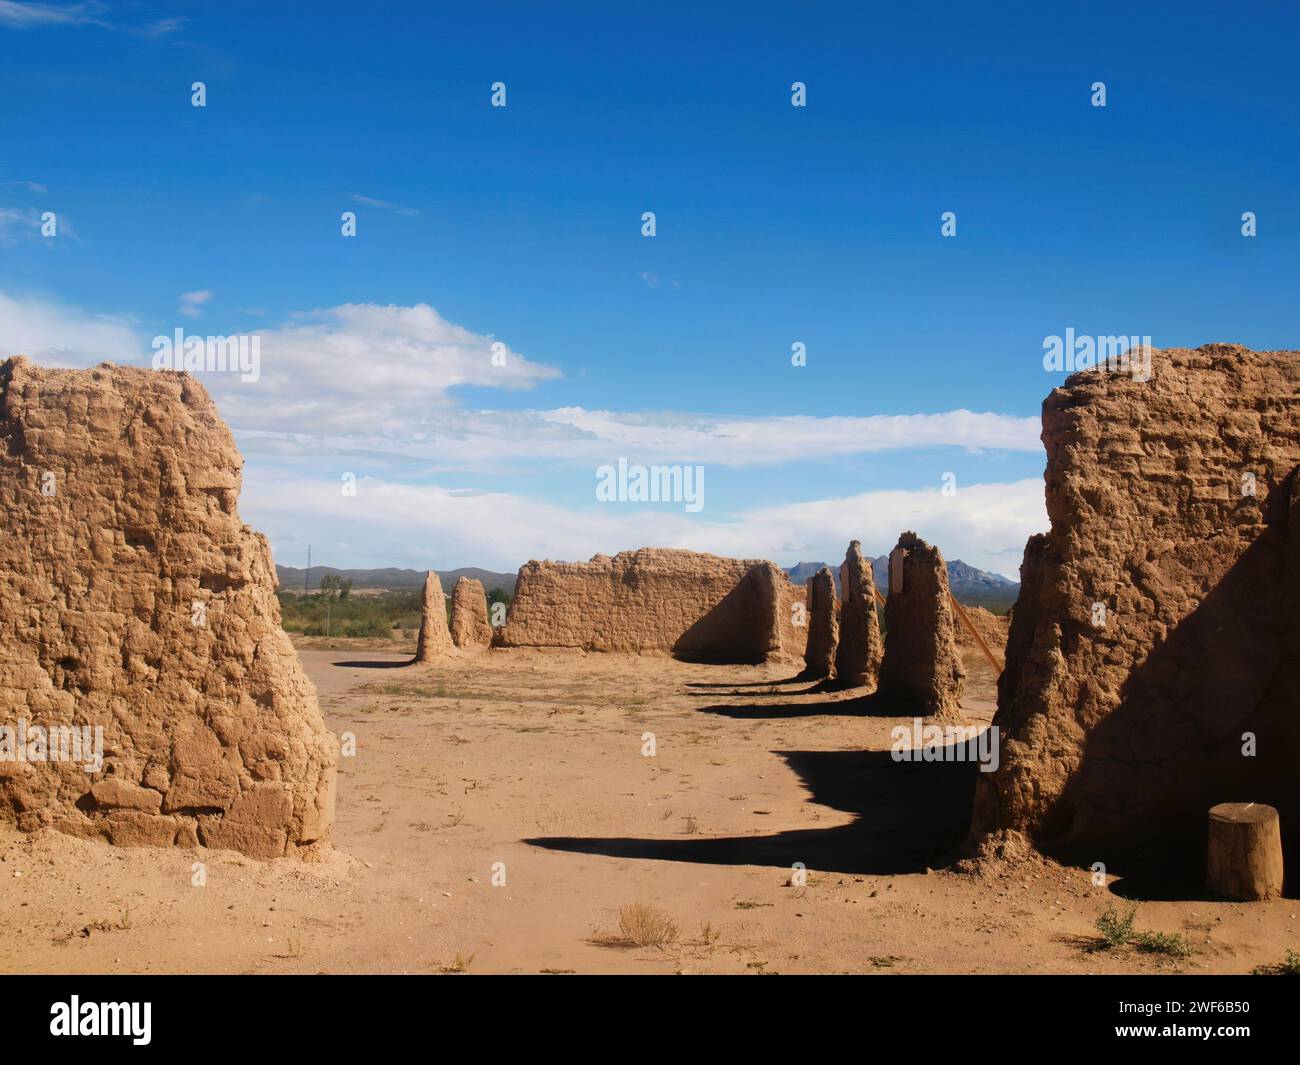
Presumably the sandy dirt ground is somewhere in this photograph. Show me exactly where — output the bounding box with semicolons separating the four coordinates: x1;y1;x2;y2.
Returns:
2;643;1296;975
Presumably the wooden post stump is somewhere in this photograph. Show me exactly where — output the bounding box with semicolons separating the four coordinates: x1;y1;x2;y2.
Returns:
1206;803;1284;901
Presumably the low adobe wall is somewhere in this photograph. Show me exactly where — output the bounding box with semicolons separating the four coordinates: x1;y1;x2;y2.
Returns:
495;548;806;663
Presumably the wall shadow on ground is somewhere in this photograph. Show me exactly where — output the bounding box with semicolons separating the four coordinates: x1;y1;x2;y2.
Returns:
686;682;826;700
684;677;805;689
526;741;983;876
691;689;905;720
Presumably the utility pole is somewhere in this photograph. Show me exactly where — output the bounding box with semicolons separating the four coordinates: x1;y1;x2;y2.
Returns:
305;545;311;596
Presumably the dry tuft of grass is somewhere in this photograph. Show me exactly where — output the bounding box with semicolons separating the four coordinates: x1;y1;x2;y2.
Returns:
272;933;305;960
696;920;722;948
440;951;475;973
68;907;132;941
592;903;680;950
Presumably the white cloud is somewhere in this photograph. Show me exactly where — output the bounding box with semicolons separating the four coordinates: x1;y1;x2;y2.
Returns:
689;479;1046;576
230;404;1041;476
179;289;213;317
206;302;561;437
0;1;182;35
533;407;1041;463
0;205;75;244
1;289;1039;471
241;471;1045;579
0;1;99;26
349;193;420;217
0;291;140;366
0;288;1047;576
0;206;40;245
138;15;182;37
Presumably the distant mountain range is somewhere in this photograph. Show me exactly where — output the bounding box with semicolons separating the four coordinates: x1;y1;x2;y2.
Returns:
785;557;1019;604
276;556;1018;605
275;565;517;596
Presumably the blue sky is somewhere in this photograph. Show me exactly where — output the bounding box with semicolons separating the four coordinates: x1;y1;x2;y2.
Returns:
2;1;1297;576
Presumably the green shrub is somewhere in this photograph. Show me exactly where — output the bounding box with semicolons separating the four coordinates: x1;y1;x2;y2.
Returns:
1095;903;1138;948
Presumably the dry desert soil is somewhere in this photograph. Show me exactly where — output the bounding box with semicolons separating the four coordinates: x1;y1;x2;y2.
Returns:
2;643;1296;975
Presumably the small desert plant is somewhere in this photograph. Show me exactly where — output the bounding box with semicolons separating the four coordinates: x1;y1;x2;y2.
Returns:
1257;949;1300;975
75;907;132;940
618;903;679;948
1134;930;1195;959
1093;903;1196;959
1095;902;1138;948
593;903;679;949
440;951;475;973
697;920;721;947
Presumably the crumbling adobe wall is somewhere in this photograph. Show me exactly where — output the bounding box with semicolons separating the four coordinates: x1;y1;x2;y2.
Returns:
800;565;839;679
0;357;338;858
449;576;492;651
496;548;803;662
774;567;811;667
676;560;798;664
415;570;452;663
877;531;966;718
971;345;1300;862
833;540;884;689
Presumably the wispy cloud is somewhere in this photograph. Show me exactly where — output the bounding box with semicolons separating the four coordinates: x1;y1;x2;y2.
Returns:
0;0;100;26
0;288;1047;575
0;288;1039;470
230;404;1041;477
530;407;1042;464
0;290;138;365
242;471;1046;579
207;302;560;437
0;1;183;37
178;289;213;318
0;205;69;245
349;193;420;217
0;207;36;245
6;179;47;194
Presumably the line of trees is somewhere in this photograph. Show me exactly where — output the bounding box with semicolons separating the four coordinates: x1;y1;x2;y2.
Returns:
278;584;512;638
